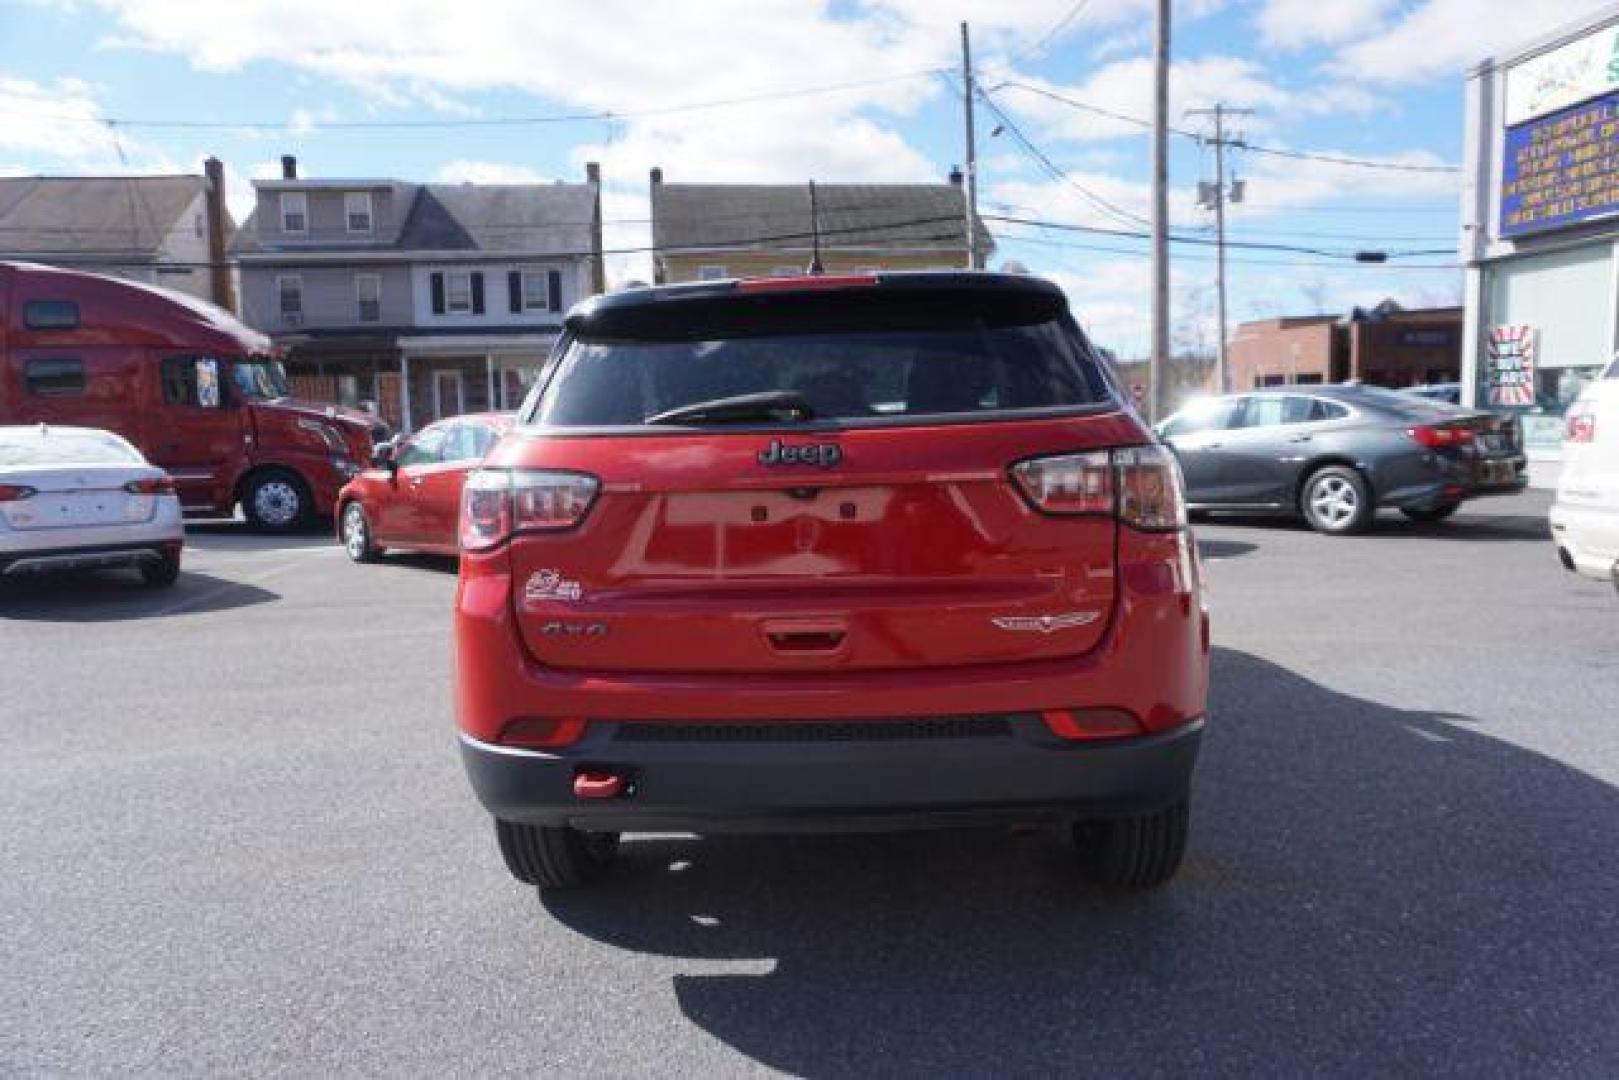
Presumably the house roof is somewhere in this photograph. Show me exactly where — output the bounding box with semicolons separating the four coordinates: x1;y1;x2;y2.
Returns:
0;175;207;258
400;184;595;254
234;182;596;257
651;182;993;256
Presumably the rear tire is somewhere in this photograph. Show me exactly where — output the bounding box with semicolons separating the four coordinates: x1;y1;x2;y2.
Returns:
1402;503;1460;523
1072;800;1189;889
1300;465;1374;535
340;501;380;562
495;819;619;889
243;469;312;533
139;553;181;588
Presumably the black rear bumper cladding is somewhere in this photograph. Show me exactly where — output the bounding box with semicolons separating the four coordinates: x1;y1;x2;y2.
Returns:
460;716;1203;834
0;540;180;575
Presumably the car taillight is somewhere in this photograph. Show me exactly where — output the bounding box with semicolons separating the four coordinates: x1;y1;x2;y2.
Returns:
1011;450;1113;514
459;469;599;552
1408;424;1475;449
124;477;176;495
1566;409;1597;443
1114;444;1187;530
1011;445;1187;531
0;484;37;502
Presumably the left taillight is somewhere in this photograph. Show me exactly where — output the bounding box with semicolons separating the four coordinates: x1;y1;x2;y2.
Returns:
124;477;176;496
0;484;37;502
1408;424;1475;449
1566;407;1597;444
1011;444;1187;531
459;468;600;552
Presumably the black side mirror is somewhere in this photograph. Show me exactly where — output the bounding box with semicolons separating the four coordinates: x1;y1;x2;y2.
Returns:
371;439;399;470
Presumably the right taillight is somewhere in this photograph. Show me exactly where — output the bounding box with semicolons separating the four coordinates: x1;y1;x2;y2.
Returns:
459;469;599;552
0;484;37;502
1011;445;1187;531
1566;408;1596;444
1408;424;1475;449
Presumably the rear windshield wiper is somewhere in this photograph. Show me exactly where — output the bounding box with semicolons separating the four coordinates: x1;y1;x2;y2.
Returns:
646;390;815;426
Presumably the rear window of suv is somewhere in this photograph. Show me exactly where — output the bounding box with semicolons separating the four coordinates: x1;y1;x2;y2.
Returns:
528;287;1112;428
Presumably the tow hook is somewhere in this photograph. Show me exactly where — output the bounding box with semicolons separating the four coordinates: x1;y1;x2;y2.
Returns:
573;769;630;800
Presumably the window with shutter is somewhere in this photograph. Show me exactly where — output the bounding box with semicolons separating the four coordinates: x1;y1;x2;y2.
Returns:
445;271;472;314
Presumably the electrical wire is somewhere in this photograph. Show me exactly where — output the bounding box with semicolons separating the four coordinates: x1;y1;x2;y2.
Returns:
994;81;1463;174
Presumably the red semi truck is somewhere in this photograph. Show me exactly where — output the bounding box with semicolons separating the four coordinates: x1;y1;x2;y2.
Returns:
0;261;387;530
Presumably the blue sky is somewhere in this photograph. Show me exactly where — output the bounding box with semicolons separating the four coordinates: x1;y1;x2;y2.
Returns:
0;0;1610;353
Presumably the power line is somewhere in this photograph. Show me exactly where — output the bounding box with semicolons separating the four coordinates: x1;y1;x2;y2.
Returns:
0;69;946;131
1013;0;1096;64
970;82;1150;231
985;212;1456;261
994;81;1463;174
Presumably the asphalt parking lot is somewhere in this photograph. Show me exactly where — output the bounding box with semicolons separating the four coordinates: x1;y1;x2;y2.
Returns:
5;492;1618;1076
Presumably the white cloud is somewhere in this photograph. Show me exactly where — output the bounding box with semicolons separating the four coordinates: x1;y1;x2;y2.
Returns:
1329;0;1611;84
0;74;175;172
432;160;551;185
1256;0;1398;50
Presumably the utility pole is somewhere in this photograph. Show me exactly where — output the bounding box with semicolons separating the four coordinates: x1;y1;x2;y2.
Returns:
1187;103;1251;395
1149;0;1170;423
961;21;981;270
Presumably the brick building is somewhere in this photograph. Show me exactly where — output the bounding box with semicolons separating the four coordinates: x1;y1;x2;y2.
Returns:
1228;301;1461;390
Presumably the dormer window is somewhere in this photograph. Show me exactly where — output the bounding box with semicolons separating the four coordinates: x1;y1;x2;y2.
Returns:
280;192;307;234
345;191;373;234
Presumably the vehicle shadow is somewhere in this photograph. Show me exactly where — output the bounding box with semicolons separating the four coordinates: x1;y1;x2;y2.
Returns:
183;521;337;554
538;648;1619;1075
1195;537;1258;560
0;569;278;621
1386;512;1551;542
378;553;459;576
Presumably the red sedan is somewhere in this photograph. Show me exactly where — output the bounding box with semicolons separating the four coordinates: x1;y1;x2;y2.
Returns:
336;412;513;560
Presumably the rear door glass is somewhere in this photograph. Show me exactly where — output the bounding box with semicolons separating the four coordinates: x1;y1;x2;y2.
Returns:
533;306;1109;427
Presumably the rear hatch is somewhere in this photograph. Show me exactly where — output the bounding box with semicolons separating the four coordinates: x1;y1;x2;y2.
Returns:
495;276;1139;675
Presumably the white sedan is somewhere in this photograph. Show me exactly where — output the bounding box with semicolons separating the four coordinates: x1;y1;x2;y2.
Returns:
1551;358;1619;592
0;425;184;587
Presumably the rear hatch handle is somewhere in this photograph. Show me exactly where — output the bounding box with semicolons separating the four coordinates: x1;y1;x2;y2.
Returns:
763;619;848;655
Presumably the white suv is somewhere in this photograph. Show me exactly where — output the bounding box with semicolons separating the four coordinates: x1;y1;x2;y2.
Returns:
1551;358;1619;591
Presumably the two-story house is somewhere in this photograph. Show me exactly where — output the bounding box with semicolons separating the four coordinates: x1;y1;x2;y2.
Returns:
648;167;993;284
0;160;235;309
233;156;604;431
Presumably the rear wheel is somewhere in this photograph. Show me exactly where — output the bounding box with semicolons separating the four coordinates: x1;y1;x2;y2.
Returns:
1071;800;1189;889
495;820;620;889
1402;503;1460;523
1300;466;1373;535
243;469;312;533
139;553;181;588
340;501;380;562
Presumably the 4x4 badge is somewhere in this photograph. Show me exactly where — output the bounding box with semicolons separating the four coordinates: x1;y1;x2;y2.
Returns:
758;439;842;468
991;611;1101;634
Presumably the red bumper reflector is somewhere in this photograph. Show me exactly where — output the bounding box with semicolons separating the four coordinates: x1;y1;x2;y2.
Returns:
1041;708;1144;741
497;717;587;749
573;770;626;800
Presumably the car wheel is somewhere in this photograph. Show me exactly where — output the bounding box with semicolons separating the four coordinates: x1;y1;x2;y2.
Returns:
243;469;311;533
1300;465;1373;535
340;501;380;563
1071;800;1188;889
139;552;181;588
1402;503;1460;523
495;819;620;889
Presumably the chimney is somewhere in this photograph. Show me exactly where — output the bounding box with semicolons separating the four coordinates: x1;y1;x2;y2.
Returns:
281;154;298;180
202;156;236;313
948;165;963;186
650;166;665;285
586;161;605;295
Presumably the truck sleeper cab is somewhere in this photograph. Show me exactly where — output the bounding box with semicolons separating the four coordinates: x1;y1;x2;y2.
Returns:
0;262;387;530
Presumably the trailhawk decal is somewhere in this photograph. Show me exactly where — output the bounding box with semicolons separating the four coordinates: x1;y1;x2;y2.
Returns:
990;611;1102;634
523;569;583;604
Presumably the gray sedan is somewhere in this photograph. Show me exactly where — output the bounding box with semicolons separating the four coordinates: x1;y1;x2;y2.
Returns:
1156;385;1527;534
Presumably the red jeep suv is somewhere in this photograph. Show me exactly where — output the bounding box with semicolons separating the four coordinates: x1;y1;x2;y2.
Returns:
454;273;1208;891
